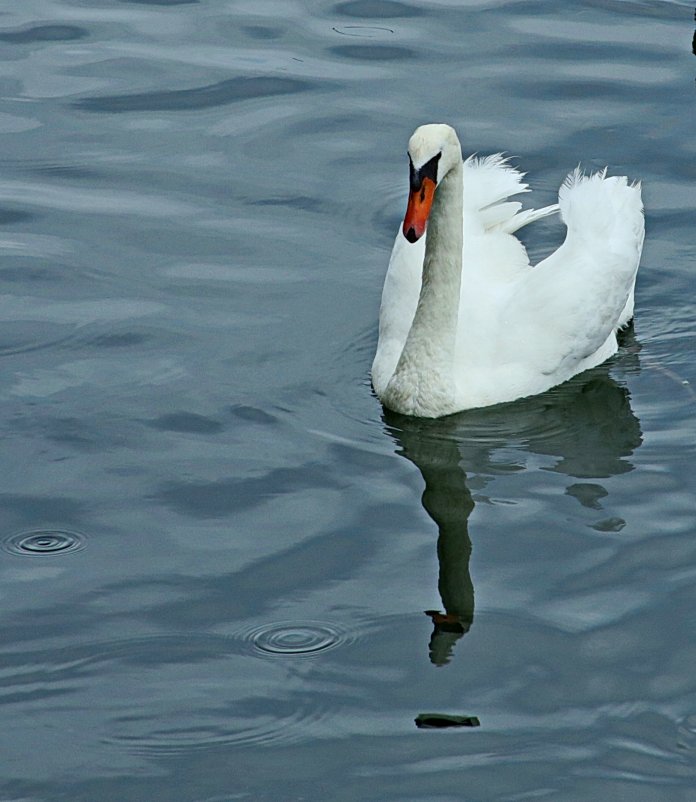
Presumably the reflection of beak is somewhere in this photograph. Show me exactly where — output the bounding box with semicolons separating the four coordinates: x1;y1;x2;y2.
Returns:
402;176;436;243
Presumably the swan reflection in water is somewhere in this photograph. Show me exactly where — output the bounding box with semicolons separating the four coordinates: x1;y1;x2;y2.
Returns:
382;330;643;666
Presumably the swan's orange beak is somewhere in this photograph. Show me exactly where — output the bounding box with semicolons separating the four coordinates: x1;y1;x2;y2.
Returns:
403;177;436;243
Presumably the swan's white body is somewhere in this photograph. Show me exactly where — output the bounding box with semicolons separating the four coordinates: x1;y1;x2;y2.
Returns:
372;124;644;418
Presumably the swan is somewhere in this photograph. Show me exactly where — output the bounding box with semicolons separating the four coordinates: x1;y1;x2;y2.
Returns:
372;123;644;418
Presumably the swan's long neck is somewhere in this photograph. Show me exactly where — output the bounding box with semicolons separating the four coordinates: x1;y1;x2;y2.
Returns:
383;161;463;416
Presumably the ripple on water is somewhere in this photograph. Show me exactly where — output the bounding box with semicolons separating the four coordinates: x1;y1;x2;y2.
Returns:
2;528;86;556
114;703;337;754
332;25;395;37
110;621;364;752
239;620;356;658
71;631;344;753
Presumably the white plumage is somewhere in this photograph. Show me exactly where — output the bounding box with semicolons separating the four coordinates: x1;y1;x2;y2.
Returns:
372;124;644;418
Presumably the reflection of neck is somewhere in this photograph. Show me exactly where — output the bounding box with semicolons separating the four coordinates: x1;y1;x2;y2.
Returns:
420;458;474;626
387;409;476;665
383;162;463;416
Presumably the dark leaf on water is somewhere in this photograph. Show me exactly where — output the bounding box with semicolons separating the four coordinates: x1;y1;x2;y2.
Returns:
415;713;480;729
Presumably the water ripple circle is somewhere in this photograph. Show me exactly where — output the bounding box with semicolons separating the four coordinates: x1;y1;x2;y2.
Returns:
332;25;395;38
244;620;351;657
3;528;86;556
80;633;341;753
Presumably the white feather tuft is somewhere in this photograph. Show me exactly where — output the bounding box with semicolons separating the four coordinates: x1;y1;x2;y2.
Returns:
463;153;559;234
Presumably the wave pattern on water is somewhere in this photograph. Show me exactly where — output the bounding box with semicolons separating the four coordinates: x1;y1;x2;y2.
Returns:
74;76;317;113
0;0;693;799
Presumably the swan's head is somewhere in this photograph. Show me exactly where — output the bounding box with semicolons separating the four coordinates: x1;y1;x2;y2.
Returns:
403;123;461;243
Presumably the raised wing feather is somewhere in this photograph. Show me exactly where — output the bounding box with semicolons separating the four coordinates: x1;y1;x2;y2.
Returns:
504;169;644;377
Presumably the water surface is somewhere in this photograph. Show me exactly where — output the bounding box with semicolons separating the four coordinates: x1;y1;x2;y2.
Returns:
0;1;695;800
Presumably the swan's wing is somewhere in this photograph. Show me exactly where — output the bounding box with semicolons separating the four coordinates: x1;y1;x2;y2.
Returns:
462;154;530;215
497;203;559;235
504;169;644;377
462;154;559;236
460;155;560;288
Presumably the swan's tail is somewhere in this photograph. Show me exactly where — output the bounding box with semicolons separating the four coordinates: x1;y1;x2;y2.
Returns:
559;168;644;326
559;168;644;257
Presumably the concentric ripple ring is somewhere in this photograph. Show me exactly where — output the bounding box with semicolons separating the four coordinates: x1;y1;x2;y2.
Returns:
244;620;350;657
3;528;86;556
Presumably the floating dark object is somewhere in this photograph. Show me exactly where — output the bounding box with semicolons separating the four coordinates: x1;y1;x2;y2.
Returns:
415;713;480;729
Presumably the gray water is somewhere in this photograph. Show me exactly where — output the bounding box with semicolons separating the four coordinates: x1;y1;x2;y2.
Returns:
0;1;695;800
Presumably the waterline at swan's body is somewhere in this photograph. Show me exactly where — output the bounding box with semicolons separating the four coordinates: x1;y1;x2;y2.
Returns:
372;124;644;418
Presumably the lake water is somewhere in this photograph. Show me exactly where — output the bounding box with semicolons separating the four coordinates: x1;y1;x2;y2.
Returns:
0;1;695;800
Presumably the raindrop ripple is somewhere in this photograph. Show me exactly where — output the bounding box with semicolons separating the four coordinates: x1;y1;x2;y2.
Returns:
3;528;86;556
243;620;353;657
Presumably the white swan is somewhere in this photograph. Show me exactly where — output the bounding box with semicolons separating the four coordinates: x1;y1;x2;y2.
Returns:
372;123;644;418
